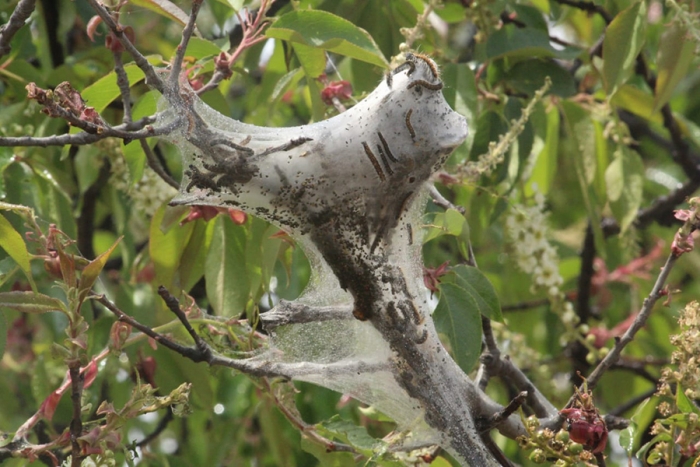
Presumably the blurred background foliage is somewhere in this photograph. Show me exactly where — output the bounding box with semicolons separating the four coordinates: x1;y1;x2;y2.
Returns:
0;0;699;465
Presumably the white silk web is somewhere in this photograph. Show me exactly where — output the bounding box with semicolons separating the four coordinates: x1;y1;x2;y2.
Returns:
159;55;471;454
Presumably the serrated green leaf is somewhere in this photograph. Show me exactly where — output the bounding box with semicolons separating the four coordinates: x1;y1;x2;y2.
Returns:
0;213;34;288
486;26;581;60
602;1;647;97
266;10;389;69
184;37;223;60
654;22;695;113
0;291;67;314
78;236;122;305
205;216;249;316
605;145;644;233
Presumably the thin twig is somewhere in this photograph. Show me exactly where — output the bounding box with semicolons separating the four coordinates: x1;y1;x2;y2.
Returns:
0;116;169;147
0;0;36;58
553;0;612;23
576;251;677;400
480;391;528;432
142;141;179;189
169;0;204;90
84;0;164;92
113;52;133;124
429;183;465;213
68;363;83;467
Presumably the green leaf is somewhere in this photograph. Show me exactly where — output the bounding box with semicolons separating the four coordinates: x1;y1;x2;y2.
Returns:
654;22;695;113
150;205;195;290
434;282;482;374
528;105;559;196
130;0;192;27
605;145;644;233
301;437;355;467
81;64;146;114
315;415;380;457
611;85;662;124
562;101;605;255
0;213;34;288
676;383;700;415
602;1;647;97
205;216;249;316
122;91;159;186
0;291;67;314
184;37;223;60
453;265;502;322
266;10;389;69
0;309;6;361
486;26;581;60
78;236;122;305
442;63;478;164
504;59;576;98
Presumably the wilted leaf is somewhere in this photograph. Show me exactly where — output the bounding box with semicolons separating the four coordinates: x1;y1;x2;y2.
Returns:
266;10;389;69
603;1;647;97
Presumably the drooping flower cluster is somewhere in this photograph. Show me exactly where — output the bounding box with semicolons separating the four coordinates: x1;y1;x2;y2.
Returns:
504;187;564;298
108;146;177;219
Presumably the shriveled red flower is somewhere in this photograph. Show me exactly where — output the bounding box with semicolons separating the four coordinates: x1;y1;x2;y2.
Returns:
560;385;608;454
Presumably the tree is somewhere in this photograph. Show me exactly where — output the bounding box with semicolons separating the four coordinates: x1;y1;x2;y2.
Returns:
0;0;699;465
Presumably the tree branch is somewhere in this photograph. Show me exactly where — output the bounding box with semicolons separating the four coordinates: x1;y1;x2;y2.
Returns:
84;0;164;92
0;0;36;58
575;251;678;400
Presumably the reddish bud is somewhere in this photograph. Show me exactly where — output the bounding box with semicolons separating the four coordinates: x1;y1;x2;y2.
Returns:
40;391;62;420
137;356;157;387
321;80;353;106
423;261;450;295
110;321;132;351
86;15;103;42
227;208;247;225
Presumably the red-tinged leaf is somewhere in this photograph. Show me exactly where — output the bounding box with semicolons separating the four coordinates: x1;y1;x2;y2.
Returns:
40;390;62;420
86;15;102;42
78;236;122;305
0;291;67;314
83;359;98;389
